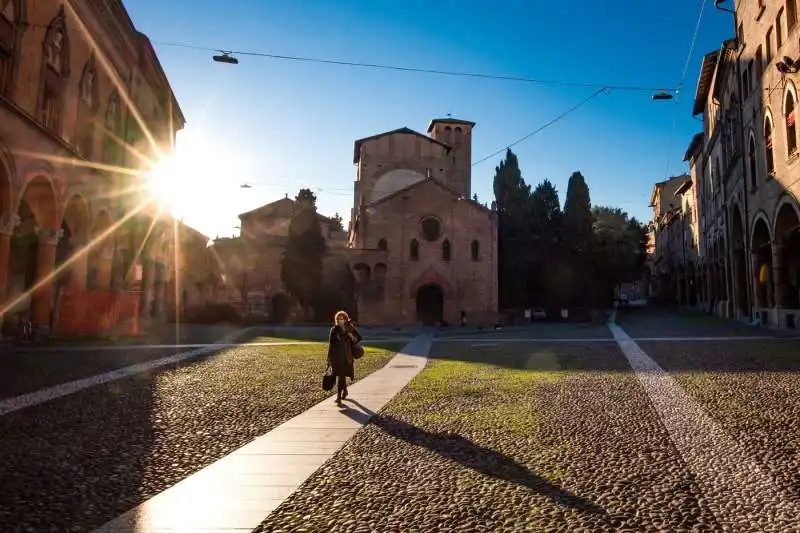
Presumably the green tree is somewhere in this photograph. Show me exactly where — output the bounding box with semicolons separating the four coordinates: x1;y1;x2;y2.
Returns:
281;188;326;320
492;149;532;309
591;206;648;305
329;213;345;232
561;171;593;306
527;179;563;309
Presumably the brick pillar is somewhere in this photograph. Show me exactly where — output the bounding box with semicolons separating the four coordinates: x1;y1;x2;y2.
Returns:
67;236;88;290
0;214;21;330
31;227;62;332
96;247;114;290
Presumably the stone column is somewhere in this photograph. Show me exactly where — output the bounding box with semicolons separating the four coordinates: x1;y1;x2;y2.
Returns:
96;247;114;290
0;214;21;330
772;244;785;309
31;227;62;332
67;236;89;290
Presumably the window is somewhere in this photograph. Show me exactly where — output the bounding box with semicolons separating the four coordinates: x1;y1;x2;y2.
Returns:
444;126;452;145
786;90;797;155
420;216;442;242
470;240;480;261
756;46;764;78
38;10;69;134
0;0;17;96
454;127;463;145
442;239;451;261
748;135;758;190
765;116;775;174
778;9;784;48
377;238;387;251
738;22;745;47
410;239;419;261
76;57;98;158
743;68;750;99
103;91;122;164
789;0;797;31
767;27;773;61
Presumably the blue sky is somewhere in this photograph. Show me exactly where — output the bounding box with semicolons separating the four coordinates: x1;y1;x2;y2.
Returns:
125;0;732;239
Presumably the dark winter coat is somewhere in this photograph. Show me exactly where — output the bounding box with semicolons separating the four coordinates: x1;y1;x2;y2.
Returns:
327;324;362;379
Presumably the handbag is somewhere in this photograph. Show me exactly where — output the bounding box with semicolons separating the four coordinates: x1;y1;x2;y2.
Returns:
352;342;364;359
322;366;336;391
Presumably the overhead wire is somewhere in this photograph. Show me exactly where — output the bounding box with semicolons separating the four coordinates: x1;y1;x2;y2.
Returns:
665;0;708;179
150;39;673;94
471;87;609;167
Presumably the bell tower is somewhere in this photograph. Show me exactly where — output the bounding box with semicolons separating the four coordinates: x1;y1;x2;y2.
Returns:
427;117;475;196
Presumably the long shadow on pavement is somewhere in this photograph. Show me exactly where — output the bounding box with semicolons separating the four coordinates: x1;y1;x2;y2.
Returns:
340;400;606;517
0;329;389;533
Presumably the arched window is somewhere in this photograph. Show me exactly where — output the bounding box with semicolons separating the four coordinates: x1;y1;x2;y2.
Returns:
38;7;70;133
748;135;758;190
0;0;23;97
765;115;775;175
442;239;451;261
470;240;480;261
444;126;452;145
410;239;419;261
76;56;98;157
377;238;387;251
454;126;463;145
103;91;121;164
786;89;797;156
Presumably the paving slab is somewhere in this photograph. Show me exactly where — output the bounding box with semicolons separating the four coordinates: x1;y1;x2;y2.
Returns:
94;332;433;532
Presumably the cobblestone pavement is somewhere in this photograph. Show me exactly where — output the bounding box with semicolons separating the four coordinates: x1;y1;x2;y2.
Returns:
0;340;399;532
0;325;252;399
6;308;800;532
255;309;800;532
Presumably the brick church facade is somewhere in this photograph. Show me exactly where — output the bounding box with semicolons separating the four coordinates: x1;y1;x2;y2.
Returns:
347;118;499;325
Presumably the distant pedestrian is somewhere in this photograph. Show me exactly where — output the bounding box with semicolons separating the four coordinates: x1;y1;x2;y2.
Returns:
327;310;362;405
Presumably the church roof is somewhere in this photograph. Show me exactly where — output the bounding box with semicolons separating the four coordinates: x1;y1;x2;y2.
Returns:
364;176;490;213
238;197;331;222
426;118;476;133
353;127;451;163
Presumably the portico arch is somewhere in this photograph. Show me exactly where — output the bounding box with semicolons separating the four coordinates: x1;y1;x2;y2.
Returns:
11;175;60;329
773;195;800;309
730;204;749;316
60;193;90;290
751;215;774;310
88;209;112;289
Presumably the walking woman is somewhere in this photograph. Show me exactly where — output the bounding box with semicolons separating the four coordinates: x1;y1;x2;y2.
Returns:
327;310;362;405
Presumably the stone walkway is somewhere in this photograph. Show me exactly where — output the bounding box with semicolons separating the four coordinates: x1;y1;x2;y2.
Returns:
608;320;800;531
94;332;433;532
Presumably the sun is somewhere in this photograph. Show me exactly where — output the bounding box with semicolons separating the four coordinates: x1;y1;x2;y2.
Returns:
146;156;182;210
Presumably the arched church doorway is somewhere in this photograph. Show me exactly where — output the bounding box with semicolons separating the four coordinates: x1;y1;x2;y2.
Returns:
416;284;443;325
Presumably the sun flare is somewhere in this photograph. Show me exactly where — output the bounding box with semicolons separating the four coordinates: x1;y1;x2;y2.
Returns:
146;156;182;210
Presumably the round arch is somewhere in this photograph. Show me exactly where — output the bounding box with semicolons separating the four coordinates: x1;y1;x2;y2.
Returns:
16;174;59;229
772;192;800;236
750;210;774;247
784;80;799;115
61;192;91;240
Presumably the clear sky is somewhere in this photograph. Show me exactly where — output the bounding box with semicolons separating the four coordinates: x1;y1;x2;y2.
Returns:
124;0;733;239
